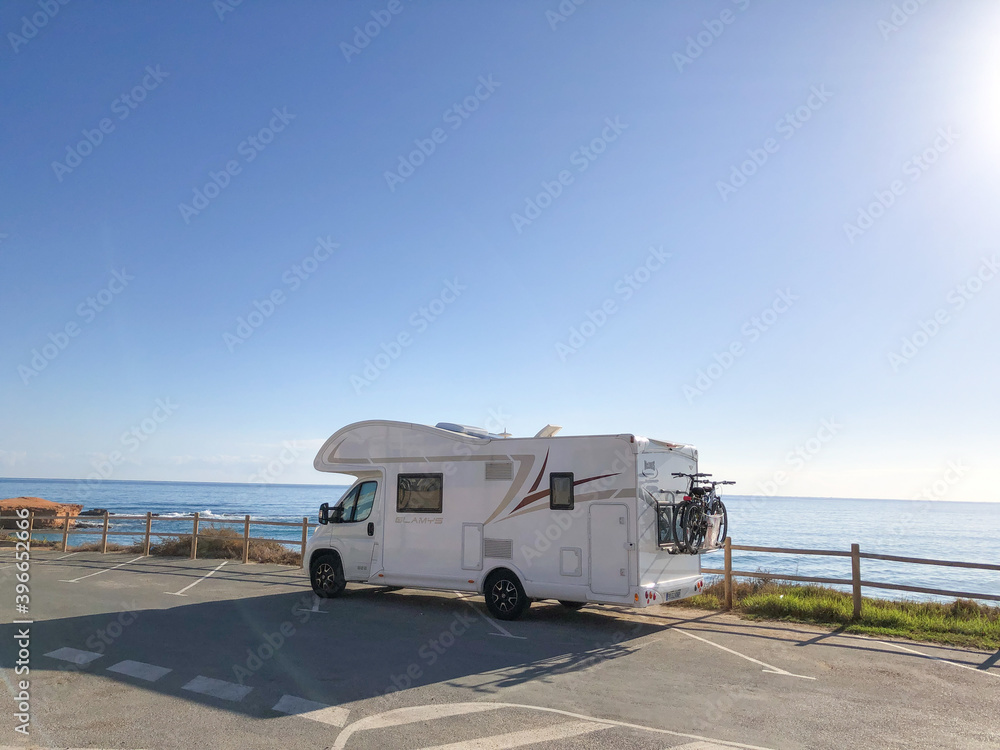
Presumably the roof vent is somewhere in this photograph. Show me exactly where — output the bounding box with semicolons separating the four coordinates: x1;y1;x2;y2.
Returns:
435;422;490;438
534;424;562;438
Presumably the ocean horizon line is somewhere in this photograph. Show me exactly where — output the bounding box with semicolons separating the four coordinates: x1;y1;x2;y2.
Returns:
0;476;995;504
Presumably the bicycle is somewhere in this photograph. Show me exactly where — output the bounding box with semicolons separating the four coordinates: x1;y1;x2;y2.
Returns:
669;473;734;553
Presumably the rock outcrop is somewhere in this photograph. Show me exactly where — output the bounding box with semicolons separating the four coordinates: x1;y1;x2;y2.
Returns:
0;497;83;529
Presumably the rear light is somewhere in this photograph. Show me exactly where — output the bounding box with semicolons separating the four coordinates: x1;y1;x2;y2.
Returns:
683;495;691;501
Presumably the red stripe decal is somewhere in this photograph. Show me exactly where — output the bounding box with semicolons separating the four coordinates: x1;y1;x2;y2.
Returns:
509;472;619;514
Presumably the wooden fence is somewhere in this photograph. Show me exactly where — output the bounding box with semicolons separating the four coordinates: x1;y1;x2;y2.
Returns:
702;538;1000;618
1;512;315;568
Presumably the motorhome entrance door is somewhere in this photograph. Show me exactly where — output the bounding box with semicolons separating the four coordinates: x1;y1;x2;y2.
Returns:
589;503;630;596
336;480;380;580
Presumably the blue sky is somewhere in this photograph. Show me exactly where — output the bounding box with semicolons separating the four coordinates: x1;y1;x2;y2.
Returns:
1;1;998;501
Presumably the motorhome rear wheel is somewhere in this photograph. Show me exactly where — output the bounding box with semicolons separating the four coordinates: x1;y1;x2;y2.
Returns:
485;569;529;621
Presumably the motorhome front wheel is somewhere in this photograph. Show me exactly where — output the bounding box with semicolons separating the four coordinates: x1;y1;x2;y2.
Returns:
310;553;346;598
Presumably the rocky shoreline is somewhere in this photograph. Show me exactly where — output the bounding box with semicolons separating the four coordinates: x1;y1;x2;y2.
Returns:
0;496;83;528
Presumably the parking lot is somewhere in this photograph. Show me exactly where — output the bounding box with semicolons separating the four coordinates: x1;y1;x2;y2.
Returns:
2;550;998;749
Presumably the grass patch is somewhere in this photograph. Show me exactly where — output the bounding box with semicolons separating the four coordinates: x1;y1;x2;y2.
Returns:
677;578;1000;650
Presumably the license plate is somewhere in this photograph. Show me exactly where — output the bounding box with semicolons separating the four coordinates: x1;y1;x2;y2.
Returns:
665;588;682;601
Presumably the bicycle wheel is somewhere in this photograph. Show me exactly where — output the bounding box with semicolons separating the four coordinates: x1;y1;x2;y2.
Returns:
714;499;728;544
681;503;706;553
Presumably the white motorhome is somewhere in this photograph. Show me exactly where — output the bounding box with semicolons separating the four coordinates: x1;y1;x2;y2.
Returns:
306;420;725;620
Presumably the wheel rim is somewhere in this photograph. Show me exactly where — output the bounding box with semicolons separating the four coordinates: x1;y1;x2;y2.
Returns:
315;562;337;592
491;579;518;613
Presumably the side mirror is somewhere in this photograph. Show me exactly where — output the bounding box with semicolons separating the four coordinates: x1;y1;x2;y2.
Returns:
318;503;329;525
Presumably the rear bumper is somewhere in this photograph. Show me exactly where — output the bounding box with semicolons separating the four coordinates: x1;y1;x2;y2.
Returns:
633;574;704;607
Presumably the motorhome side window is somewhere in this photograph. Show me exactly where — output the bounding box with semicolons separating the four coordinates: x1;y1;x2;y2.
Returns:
397;473;443;513
550;472;574;510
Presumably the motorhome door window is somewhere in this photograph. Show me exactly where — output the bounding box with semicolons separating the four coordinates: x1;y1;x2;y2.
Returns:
353;481;377;522
550;472;574;510
397;473;444;513
336;486;359;522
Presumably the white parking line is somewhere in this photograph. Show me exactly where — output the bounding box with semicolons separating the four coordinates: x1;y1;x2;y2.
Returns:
53;551;79;560
59;555;146;583
293;596;328;615
181;675;252;702
272;694;350;726
417;720;612;749
165;561;228;596
872;639;1000;679
454;594;526;640
107;660;172;682
44;647;103;666
332;701;777;750
673;628;815;680
332;704;505;749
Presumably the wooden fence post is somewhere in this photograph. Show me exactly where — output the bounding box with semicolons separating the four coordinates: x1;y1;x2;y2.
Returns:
143;512;152;555
100;512;109;554
242;515;251;564
851;543;862;620
191;512;200;560
300;517;309;569
61;513;70;552
27;511;34;547
724;537;733;610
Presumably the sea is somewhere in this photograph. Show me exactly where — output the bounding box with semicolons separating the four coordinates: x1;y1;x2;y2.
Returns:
2;478;998;604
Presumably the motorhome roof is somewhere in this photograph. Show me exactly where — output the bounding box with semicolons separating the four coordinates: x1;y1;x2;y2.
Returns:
314;420;694;476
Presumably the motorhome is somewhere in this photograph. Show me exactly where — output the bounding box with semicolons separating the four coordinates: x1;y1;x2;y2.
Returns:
306;420;727;620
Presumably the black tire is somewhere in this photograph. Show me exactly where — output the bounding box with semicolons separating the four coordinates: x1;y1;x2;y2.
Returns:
558;600;586;610
682;503;706;554
714;500;728;545
484;570;529;621
310;552;346;598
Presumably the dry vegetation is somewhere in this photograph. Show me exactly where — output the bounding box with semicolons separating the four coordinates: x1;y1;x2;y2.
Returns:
2;525;301;566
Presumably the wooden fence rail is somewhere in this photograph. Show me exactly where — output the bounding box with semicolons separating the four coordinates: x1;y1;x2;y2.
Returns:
0;512;316;569
702;537;1000;619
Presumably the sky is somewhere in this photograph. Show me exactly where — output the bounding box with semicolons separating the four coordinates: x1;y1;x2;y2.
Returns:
1;1;998;501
